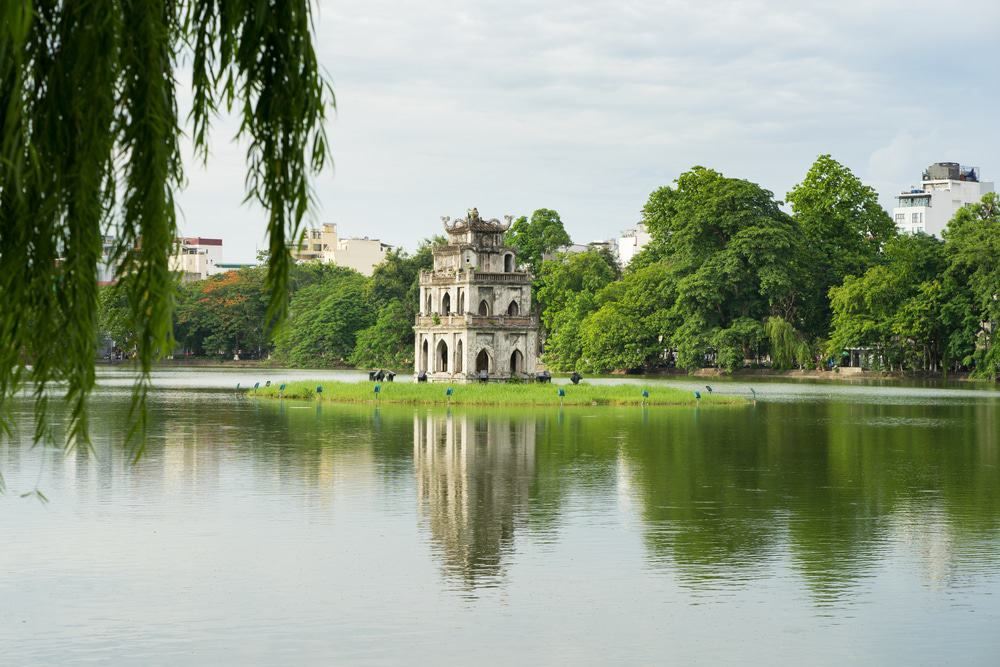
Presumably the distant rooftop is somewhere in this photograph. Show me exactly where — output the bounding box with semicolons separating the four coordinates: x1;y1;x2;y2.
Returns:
178;237;223;246
923;162;979;183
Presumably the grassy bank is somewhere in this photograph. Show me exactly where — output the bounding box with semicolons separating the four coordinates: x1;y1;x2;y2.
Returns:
246;380;743;407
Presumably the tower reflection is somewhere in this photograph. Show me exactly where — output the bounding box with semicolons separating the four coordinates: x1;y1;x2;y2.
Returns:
413;410;536;589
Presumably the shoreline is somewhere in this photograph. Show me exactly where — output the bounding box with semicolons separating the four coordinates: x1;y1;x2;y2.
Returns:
245;380;745;408
98;359;994;385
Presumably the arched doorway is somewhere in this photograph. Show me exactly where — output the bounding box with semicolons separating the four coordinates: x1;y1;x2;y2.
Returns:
455;339;464;373
478;300;490;316
504;253;514;272
436;339;449;373
442;292;451;315
421;339;429;372
507;300;519;316
510;349;524;375
476;349;491;373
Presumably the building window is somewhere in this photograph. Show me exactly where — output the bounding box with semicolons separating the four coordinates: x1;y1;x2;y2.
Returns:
895;213;905;223
911;212;923;224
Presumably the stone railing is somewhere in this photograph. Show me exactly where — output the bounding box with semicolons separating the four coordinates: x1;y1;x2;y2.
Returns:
415;314;536;328
473;272;531;284
419;269;531;285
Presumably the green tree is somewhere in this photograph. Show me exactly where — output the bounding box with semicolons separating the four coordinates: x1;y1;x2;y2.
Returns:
350;300;413;369
579;262;678;372
535;249;620;370
943;193;1000;377
1;1;332;450
273;269;373;367
354;239;438;368
765;316;811;370
174;267;270;359
827;234;946;371
641;167;810;371
98;283;137;356
505;208;572;272
786;155;896;335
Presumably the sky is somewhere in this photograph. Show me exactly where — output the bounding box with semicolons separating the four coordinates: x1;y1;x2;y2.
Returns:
176;0;1000;262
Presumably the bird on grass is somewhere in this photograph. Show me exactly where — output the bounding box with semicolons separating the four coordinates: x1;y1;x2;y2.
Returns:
705;385;713;393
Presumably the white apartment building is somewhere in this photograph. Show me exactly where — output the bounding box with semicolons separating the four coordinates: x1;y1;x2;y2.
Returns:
893;162;994;237
170;237;225;282
617;223;651;266
292;223;392;276
98;235;118;285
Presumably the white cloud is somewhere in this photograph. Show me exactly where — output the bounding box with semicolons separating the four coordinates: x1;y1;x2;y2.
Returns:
175;0;1000;260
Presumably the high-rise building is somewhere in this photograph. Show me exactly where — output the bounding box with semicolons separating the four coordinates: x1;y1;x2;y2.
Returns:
617;223;651;266
170;237;225;282
893;163;994;237
291;223;393;276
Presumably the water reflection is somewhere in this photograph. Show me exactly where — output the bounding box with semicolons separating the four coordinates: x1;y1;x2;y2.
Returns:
413;410;535;589
3;388;1000;664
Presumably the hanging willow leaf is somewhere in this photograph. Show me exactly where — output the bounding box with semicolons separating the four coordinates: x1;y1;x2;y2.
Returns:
0;0;333;459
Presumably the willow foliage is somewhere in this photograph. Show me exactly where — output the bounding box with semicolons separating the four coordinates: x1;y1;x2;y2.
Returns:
0;1;332;457
765;316;811;370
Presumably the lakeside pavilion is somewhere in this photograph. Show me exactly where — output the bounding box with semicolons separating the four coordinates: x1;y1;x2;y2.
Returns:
413;209;539;383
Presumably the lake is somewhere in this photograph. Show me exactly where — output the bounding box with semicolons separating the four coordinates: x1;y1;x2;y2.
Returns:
2;368;999;665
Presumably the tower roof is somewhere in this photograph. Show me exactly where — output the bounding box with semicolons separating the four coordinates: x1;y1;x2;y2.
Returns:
441;208;513;234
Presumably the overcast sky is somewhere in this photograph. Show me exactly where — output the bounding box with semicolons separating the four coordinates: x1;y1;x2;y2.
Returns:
176;0;1000;262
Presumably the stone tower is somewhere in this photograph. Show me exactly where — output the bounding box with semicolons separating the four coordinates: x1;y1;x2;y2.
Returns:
414;209;539;382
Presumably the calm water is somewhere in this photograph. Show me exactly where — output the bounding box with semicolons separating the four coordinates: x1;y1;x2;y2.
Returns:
2;369;1000;665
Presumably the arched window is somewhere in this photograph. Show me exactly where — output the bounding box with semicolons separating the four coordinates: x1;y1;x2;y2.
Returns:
504;253;514;273
436;339;449;373
478;299;490;316
457;290;465;314
442;292;451;315
455;339;464;373
507;300;519;316
421;339;429;372
425;293;432;314
476;349;491;373
510;349;524;375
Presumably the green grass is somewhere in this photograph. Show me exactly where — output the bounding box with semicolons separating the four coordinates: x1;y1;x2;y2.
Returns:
246;380;743;407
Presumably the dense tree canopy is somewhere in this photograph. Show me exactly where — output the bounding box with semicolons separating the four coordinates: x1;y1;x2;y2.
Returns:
1;1;332;451
582;167;811;372
534;249;620;370
91;166;1000;382
350;240;437;368
95;240;439;372
786;155;896;334
944;193;1000;377
274;268;372;367
174;269;271;359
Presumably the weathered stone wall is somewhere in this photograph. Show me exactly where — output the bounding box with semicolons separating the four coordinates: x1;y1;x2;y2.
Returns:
414;213;539;382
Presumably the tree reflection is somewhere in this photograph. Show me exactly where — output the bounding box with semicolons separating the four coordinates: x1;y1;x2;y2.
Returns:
4;391;999;606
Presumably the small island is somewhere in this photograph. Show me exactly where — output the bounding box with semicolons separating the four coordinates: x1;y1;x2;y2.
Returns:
247;380;743;407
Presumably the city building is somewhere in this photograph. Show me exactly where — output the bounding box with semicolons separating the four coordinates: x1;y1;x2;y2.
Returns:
413;209;539;382
617;222;651;266
544;238;620;263
170;237;225;282
893;162;994;237
98;235;119;285
291;222;392;276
